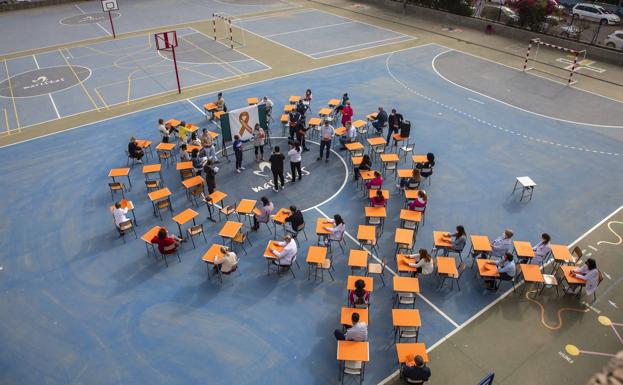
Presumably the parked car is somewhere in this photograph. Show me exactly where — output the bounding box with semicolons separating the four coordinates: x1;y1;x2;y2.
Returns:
604;29;623;48
572;3;621;24
480;4;520;23
559;23;582;37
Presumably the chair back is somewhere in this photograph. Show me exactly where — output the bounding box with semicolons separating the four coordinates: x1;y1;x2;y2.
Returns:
295;222;306;232
118;220;132;231
233;231;246;244
572;246;583;263
109;182;122;190
189;224;203;235
163;243;177;253
145;180;159;189
157;200;170;209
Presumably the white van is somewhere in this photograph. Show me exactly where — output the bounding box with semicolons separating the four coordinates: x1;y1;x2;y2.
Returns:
572;3;621;24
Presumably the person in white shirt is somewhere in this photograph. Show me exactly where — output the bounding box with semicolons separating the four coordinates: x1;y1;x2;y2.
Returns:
531;233;551;265
404;248;434;276
272;235;298;267
323;214;345;243
214;246;238;274
288;141;303;182
477;229;513;260
317;121;335;162
200;129;218;163
158;118;170;142
568;258;600;296
486;252;516;290
111;202;129;228
334;312;368;341
262;96;273;120
338;121;357;150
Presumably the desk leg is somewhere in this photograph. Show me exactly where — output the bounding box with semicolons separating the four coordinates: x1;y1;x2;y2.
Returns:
206;203;216;223
206;262;211;281
131;209;138;226
512;179;518;193
177;223;183;239
127;175;132;190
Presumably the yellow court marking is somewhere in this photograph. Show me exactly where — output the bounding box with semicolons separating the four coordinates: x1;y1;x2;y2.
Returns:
3;59;21;130
565;344;580;356
579;59;595;67
525;290;589;330
59;49;100;112
598;315;612;326
3;108;10;135
126;58;167;104
93;87;109;110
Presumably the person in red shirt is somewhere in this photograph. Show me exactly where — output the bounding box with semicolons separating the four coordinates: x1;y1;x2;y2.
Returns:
151;228;182;254
370;189;386;207
341;101;353;127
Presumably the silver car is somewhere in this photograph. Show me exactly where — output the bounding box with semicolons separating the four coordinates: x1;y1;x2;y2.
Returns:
604;30;623;49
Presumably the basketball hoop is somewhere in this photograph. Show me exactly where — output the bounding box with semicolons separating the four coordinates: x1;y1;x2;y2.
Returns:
155;31;181;94
100;0;118;38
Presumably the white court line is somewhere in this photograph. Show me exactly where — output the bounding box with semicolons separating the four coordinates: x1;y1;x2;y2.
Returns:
186;99;204;115
0;43;435;148
32;55;40;69
73;4;112;37
232;23;316;59
236;8;316;22
311;36;414;57
48;94;61;119
264;21;355;37
468;97;484;105
432;48;623;129
378;204;623;385
312;8;415;39
314;206;460;328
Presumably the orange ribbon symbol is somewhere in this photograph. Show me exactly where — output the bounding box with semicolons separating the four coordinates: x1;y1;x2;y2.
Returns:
239;111;253;136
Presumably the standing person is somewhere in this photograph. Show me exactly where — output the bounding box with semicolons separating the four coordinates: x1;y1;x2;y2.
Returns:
354;154;372;181
296;99;308;119
339;121;356;150
200;129;218;163
158;118;170;143
191;148;207;176
372;106;388;135
252;196;274;231
288;108;301;140
253;123;266;162
269;146;285;192
128;137;144;163
233;135;246;173
386;109;404;144
341;101;353;127
303;89;312;106
203;160;218;194
532;233;551;265
288;141;303;183
261;96;273;120
317;121;335;163
335;93;349;115
295;118;310;152
178;121;191;143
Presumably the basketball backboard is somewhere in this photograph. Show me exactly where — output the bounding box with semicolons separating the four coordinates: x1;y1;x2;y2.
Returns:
155;31;178;51
101;0;119;12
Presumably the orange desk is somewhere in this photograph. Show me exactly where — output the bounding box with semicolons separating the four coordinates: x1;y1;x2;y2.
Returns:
337;340;369;381
476;259;499;279
141;225;161;256
109;167;131;188
306;245;328;280
366;112;378;121
560;265;586;286
347;275;374;292
395;228;414;250
263;240;285;275
176;161;193;171
334;126;347;136
367;137;386;148
396;254;418;274
397;169;413;179
156;142;176;152
470;235;492;256
328;98;340;107
318;107;332;116
308;117;321;127
352;120;366;130
181;175;204;201
400;209;422;227
316;218;333;242
280;114;288;124
166;118;181;127
348;249;368;273
433;231;453;249
185;144;201;153
396;343;429;363
202;243;227;281
551;244;575;264
219;221;242;247
148;187;171;202
172;208;198;238
368;189;389;201
203;103;217;117
142;163;162;180
247;97;259;105
380;153;399;163
345;141;364;154
392;309;421;328
404;189;420;203
357;225;376;246
236;199;257;215
272;208;291;234
365;206;387;219
204;190;227;222
436;257;458;277
289;95;301;104
520;263;545;297
393;276;420;293
513;241;535;260
340;307;369;325
284;104;295;113
412;154;428;164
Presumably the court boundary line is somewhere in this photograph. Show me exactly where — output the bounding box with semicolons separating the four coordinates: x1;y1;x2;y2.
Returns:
2;59;21;130
310;36;416;58
312;8;416;39
431;48;623;129
377;204;623;385
264;21;355;37
236;7;314;22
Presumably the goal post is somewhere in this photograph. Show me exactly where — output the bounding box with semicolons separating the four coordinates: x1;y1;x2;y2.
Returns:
522;38;586;86
212;13;246;49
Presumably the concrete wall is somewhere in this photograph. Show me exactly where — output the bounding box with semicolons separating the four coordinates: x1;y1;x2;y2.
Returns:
373;0;623;65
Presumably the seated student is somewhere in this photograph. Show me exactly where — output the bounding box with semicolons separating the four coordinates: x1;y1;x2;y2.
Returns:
158;118;170;143
213;246;238;274
334;312;368;341
178;121;191;143
285;205;305;235
252;196;274;231
416;152;435;178
200;129;218;162
151;228;183;255
397;169;422;190
567;258;599;296
339;121;357;150
370;189;386;207
349;279;370;308
485;252;516;290
408;190;428;212
486;229;514;260
191;148;207;175
404;249;434;276
188;132;201;147
366;171;383;190
402;355;431;383
128;137;144;163
271;235;298;268
179;144;191;162
440;225;467;256
323;214;346;244
372;106;388;135
354;154;372;181
532;233;551;265
216;92;226;112
111;201;130;230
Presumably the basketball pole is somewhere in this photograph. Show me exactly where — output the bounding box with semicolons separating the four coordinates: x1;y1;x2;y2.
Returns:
171;45;181;94
108;11;116;38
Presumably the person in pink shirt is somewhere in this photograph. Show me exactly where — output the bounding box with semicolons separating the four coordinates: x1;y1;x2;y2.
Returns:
341;101;353;127
370;189;386;207
408;190;428;211
365;171;383;189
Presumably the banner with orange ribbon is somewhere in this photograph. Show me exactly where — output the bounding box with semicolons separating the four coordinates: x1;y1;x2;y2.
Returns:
226;104;258;142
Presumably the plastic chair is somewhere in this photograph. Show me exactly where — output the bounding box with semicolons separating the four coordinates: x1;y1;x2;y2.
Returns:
125;150;139;169
145;179;160;192
232;230;252;255
367;257;386;286
155;199;173;221
571;246;583;264
219;204;236;222
108;182;126;201
117;219;137;243
317;259;334;281
187;224;207;249
342;360;364;385
161;243;181;267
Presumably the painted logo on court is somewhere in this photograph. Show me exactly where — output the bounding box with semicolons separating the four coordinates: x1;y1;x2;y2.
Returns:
0;66;91;98
23;75;65;91
60;12;120;25
251;161;310;192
